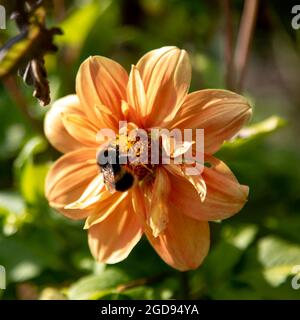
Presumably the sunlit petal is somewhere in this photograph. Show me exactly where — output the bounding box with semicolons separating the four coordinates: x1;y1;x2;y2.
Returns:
166;157;249;221
172;89;252;154
76;56;128;124
84;191;129;228
44;95;85;153
136;46;191;127
147;168;170;237
45;148;98;219
88;196;143;264
61;112;99;147
146;207;210;271
65;174;104;210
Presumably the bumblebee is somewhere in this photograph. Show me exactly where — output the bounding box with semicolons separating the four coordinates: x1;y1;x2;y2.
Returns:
97;145;135;193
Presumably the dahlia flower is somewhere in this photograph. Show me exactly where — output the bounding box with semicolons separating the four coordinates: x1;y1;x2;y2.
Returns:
45;46;251;271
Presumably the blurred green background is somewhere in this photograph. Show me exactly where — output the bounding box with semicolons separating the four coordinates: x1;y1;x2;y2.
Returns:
0;0;300;300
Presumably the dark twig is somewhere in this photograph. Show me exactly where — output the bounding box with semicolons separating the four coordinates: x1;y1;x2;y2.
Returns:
53;0;66;22
180;272;190;299
222;0;234;90
233;0;259;92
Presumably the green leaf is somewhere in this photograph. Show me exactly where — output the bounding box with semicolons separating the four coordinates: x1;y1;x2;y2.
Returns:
224;116;286;148
201;242;242;282
22;228;64;270
67;268;130;300
58;0;112;47
222;224;258;250
258;236;300;286
20;161;50;204
14;136;47;175
39;287;67;300
0;191;29;235
9;261;41;283
14;136;50;204
0;191;25;216
237;264;300;299
0;237;44;282
122;286;156;300
0;124;26;159
96;293;132;300
209;282;262;300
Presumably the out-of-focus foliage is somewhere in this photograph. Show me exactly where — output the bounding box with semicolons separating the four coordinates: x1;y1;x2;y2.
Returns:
0;1;62;106
0;0;300;300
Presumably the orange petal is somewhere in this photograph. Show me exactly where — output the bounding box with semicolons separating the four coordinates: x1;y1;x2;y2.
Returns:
127;65;147;125
131;185;147;223
65;174;104;210
146;206;210;271
147;168;170;237
84;186;147;230
76;56;128;124
172;89;252;154
44;95;85;153
201;155;249;219
94;105;119;131
84;191;129;229
45;148;99;220
136;46;191;127
166;157;249;221
88;196;143;264
185;171;207;202
120;100;141;127
61;112;99;147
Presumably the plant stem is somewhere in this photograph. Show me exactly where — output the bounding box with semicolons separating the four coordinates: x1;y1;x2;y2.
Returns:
180;271;190;299
53;0;66;22
222;0;234;90
234;0;259;92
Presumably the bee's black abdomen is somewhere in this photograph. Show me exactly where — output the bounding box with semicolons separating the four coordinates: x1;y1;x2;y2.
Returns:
111;163;121;175
115;172;135;192
97;146;134;192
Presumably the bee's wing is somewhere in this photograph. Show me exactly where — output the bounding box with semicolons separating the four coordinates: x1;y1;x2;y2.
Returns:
102;165;116;193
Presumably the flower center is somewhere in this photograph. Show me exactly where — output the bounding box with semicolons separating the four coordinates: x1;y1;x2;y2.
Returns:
125;137;155;180
96;134;156;192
